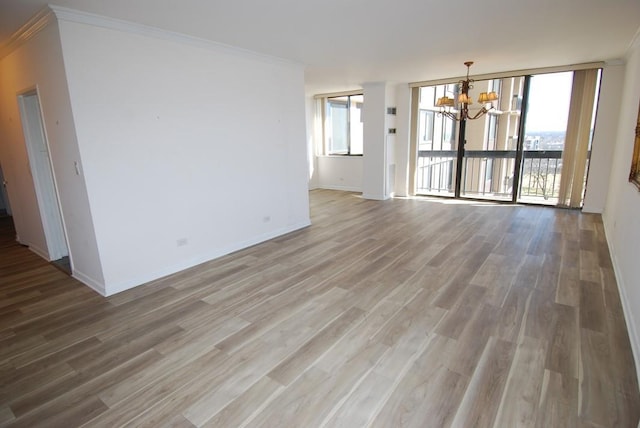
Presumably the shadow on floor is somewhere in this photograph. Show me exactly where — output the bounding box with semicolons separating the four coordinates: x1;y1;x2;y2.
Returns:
0;214;71;276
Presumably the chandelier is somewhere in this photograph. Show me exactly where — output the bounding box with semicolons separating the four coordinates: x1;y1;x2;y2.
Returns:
435;61;498;121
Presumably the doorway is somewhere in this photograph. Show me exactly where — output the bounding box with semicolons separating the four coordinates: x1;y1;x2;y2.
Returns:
18;90;70;266
0;163;11;217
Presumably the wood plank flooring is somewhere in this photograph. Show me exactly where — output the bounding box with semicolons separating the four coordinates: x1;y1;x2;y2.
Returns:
1;189;639;427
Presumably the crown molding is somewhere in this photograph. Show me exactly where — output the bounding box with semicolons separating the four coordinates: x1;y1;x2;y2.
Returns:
628;25;640;54
1;4;302;69
0;6;55;60
48;5;302;69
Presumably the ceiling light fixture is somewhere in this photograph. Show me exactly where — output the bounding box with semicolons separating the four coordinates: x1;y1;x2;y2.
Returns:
435;61;498;121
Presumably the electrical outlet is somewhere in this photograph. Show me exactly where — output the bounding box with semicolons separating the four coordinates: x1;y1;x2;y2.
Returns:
176;238;188;247
263;216;271;223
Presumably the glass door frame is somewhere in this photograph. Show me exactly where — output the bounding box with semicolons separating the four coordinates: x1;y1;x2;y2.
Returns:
454;76;531;203
412;68;599;207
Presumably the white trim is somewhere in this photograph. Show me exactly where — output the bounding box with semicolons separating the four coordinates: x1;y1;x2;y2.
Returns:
48;5;302;69
627;24;640;54
362;192;390;201
29;244;50;261
602;218;640;385
104;220;311;296
316;155;364;158
317;185;362;193
409;62;606;88
18;88;70;261
1;5;303;68
72;269;106;296
0;6;55;59
314;89;364;99
605;59;626;66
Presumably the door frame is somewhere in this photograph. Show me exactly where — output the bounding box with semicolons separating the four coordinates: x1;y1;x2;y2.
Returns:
17;87;70;262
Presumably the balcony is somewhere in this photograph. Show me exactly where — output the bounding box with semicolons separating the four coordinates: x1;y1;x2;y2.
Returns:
416;150;582;205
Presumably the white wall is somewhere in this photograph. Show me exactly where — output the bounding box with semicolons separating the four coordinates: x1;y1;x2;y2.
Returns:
385;84;397;198
312;84;398;197
362;82;389;200
316;156;363;191
0;17;105;290
312;93;365;194
583;63;625;213
306;96;319;189
394;84;411;197
602;36;640;378
57;14;310;295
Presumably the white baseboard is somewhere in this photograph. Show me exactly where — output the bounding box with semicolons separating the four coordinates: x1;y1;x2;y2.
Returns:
72;269;106;296
317;184;362;193
104;220;311;296
603;219;640;384
28;244;50;261
362;192;390;201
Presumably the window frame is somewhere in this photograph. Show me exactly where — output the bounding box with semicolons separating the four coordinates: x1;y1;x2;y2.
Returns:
318;91;364;156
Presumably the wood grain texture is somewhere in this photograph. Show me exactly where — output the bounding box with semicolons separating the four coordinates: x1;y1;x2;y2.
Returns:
0;189;638;427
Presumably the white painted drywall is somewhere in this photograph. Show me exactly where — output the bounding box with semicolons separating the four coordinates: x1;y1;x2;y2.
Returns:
362;82;388;200
57;18;310;295
0;18;106;292
305;95;319;190
602;36;640;380
312;94;364;193
583;63;625;213
18;92;68;261
316;156;363;192
385;84;397;199
394;84;411;197
313;80;398;197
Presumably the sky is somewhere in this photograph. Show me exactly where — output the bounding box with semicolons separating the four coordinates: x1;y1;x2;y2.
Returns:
524;71;573;133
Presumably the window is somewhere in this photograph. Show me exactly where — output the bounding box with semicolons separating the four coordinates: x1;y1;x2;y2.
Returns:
485;113;499;150
411;68;601;207
325;94;363;155
419;110;435;149
418;85;457;151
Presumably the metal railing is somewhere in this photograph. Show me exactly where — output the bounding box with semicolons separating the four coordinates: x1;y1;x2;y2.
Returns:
416;150;456;195
461;150;516;200
519;150;563;200
416;150;568;203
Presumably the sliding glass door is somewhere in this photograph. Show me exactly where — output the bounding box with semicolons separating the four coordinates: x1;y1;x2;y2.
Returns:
460;77;524;201
414;85;457;196
517;72;573;204
412;69;600;208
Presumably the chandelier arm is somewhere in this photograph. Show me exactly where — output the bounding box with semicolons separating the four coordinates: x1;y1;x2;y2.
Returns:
437;110;460;122
467;108;487;120
466;105;495;121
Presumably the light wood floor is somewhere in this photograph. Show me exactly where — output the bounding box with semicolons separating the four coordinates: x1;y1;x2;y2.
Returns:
1;189;639;427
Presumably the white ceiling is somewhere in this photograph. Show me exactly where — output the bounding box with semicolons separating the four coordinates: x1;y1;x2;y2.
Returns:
1;0;639;94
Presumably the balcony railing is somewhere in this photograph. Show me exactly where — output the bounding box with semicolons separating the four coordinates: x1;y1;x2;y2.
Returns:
416;150;456;196
416;149;577;204
520;150;563;201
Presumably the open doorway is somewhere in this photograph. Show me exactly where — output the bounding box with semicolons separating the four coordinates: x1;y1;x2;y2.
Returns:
0;163;11;217
18;89;70;273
